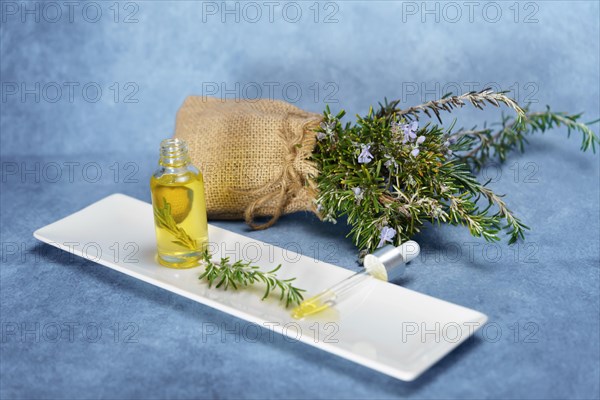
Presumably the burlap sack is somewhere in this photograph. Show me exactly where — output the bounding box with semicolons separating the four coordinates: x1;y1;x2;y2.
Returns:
174;96;323;229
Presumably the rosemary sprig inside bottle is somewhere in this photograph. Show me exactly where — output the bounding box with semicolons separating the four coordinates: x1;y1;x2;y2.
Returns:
153;197;199;250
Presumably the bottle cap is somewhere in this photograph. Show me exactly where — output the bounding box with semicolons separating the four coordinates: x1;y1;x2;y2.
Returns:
363;240;420;282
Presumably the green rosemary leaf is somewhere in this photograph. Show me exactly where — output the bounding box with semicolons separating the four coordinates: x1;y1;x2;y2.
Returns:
267;264;282;274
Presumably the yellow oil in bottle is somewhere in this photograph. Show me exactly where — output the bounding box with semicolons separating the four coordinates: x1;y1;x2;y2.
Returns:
150;139;208;269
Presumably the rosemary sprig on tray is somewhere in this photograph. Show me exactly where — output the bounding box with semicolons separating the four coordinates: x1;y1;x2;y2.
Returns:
198;251;305;307
154;199;303;308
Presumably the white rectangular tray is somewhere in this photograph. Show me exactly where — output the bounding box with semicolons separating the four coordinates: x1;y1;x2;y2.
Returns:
33;193;487;381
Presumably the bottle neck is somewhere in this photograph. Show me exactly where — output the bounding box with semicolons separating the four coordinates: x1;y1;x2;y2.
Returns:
159;138;191;168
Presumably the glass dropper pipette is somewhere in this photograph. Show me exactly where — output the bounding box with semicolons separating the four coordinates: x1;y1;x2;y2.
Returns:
291;241;420;319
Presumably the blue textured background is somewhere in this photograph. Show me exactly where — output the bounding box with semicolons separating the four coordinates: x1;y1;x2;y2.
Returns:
1;1;599;398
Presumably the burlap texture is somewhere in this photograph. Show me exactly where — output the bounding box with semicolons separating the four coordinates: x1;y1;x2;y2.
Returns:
174;96;323;229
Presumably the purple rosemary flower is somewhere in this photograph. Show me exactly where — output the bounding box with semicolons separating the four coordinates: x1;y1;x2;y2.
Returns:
384;156;397;169
320;120;336;134
352;187;363;201
318;120;337;141
416;135;426;145
358;145;374;164
377;226;396;248
444;136;456;157
411;147;420;157
402;121;419;143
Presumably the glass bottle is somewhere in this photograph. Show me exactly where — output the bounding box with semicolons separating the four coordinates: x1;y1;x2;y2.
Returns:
150;138;208;268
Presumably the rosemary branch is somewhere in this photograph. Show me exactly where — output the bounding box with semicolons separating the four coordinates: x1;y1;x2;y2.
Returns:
198;251;305;307
153;198;198;249
450;106;600;169
377;88;525;124
312;89;598;253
